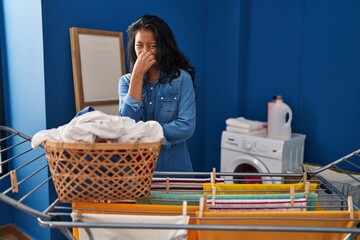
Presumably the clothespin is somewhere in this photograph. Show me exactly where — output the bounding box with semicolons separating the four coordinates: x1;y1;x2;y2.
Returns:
348;196;354;219
290;186;295;207
210;168;216;206
10;170;19;193
182;200;187;216
199;196;204;218
74;210;84;219
303;172;307;186
166;177;170;193
199;193;208;218
211;185;216;206
305;181;310;199
210;169;215;187
182;200;188;223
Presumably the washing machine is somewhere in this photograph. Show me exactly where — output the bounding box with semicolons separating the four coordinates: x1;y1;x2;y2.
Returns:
220;130;306;183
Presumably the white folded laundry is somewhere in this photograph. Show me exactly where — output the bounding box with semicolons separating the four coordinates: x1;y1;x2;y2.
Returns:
206;198;307;212
226;117;266;130
226;126;267;135
31;110;164;148
71;212;189;240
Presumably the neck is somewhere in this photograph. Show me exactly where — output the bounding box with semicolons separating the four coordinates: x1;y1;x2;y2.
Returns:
148;68;160;84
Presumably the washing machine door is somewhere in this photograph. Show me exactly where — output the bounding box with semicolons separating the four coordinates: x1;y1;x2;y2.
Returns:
225;154;274;184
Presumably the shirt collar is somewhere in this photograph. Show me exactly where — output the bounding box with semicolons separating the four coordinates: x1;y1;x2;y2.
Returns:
144;71;166;85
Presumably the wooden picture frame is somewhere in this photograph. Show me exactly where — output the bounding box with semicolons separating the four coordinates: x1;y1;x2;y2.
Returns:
69;27;126;115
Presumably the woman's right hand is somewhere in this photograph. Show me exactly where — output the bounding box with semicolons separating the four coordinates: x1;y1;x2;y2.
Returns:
132;51;157;77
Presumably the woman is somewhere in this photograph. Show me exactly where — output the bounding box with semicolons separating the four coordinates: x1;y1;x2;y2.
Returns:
118;15;196;173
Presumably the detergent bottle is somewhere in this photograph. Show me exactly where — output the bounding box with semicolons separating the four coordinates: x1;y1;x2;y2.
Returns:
268;96;292;139
267;95;283;124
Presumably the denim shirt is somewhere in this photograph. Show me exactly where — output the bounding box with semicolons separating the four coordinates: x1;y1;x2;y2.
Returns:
118;69;196;172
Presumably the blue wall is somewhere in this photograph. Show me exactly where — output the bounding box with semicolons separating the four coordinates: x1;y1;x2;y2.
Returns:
1;0;360;239
243;0;360;165
0;0;12;228
0;180;12;226
1;0;50;239
204;0;242;170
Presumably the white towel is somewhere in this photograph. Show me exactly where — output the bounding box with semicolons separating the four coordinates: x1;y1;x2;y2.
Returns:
31;110;164;148
226;126;267;135
71;212;189;240
226;117;266;130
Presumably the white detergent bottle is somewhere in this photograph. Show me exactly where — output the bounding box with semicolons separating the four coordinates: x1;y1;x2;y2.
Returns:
268;99;292;139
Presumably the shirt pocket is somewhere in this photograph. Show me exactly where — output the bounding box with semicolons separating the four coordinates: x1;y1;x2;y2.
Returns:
159;95;179;112
158;94;179;123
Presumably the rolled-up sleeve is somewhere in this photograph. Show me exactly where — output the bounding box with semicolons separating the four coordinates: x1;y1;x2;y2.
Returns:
118;75;143;121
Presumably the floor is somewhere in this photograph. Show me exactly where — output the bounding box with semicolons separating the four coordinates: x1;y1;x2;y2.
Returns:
0;234;21;240
0;225;31;240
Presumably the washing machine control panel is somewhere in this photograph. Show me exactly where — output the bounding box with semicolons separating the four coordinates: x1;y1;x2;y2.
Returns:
222;131;285;159
242;141;284;159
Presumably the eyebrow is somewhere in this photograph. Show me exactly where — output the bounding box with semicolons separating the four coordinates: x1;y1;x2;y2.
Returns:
135;41;157;45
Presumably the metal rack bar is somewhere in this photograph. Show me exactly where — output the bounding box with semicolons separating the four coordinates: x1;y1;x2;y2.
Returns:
38;219;360;234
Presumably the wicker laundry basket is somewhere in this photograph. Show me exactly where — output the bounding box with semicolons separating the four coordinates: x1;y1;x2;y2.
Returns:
44;139;162;202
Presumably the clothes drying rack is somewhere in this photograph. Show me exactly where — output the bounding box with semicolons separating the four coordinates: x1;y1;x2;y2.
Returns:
1;125;360;240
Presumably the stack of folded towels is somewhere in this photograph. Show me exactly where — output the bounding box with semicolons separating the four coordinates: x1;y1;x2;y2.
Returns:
226;117;267;135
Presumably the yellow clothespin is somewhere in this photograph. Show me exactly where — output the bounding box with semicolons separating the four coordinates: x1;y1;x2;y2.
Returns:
348;196;354;219
10;170;19;193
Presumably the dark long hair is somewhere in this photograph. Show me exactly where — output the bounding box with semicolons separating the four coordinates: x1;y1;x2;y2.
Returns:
127;15;195;84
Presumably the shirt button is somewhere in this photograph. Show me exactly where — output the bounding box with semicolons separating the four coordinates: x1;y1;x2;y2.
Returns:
150;87;153;90
160;97;164;100
149;102;152;104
